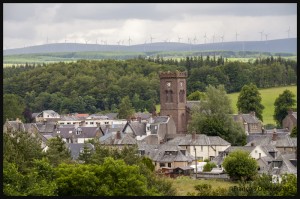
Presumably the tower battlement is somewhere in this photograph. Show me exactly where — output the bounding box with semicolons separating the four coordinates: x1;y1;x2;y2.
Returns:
159;70;187;78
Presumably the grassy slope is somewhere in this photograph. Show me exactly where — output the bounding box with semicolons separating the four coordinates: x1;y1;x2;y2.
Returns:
170;176;238;196
156;85;297;125
228;85;297;125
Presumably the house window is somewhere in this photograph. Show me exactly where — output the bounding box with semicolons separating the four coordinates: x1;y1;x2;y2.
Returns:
90;122;94;125
198;157;203;161
140;150;145;156
67;122;71;124
57;131;60;134
179;90;185;103
168;163;171;168
86;122;88;124
259;153;261;158
73;122;76;124
160;163;165;167
105;122;109;124
47;115;49;117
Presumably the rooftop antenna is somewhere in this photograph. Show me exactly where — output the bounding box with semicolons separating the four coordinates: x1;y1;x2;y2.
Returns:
203;33;207;44
235;31;239;41
258;31;264;41
286;26;290;38
265;33;270;41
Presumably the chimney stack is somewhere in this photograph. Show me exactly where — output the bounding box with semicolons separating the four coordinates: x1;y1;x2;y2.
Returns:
272;128;277;141
192;131;196;141
116;131;121;140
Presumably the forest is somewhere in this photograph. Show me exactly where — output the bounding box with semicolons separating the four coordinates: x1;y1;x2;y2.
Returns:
3;55;297;121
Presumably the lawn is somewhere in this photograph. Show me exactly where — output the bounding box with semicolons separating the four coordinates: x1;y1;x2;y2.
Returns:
170;176;238;196
228;85;297;125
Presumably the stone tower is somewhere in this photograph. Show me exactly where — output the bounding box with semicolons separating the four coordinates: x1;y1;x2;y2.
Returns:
159;70;187;134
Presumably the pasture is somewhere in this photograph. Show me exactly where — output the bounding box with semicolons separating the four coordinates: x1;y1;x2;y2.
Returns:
228;85;297;125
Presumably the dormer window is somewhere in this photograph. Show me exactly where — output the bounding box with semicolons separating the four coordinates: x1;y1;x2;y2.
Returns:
76;128;82;135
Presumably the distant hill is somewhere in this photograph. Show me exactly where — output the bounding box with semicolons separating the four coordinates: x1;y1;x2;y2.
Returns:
3;38;297;56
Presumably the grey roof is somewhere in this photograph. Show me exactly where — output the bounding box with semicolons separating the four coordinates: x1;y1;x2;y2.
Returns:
224;146;255;153
53;126;75;138
122;122;146;136
76;127;101;138
32;112;40;118
167;134;230;146
186;101;201;110
267;153;297;175
43;110;59;116
150;143;194;163
246;134;297;148
35;122;57;133
100;132;137;145
135;112;152;120
87;114;108;119
105;113;118;120
6;121;25;132
153;116;169;123
67;143;94;160
59;116;81;121
247;131;289;143
232;113;261;123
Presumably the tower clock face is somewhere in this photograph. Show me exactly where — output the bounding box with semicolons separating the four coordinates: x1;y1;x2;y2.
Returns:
166;82;171;87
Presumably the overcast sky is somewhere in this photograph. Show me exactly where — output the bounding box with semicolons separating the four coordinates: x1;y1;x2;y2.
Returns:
3;3;297;49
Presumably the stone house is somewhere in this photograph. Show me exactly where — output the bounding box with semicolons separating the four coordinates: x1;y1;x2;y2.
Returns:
232;111;263;134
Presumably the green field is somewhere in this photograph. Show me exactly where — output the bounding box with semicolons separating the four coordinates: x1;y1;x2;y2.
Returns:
228;85;297;125
156;85;297;125
170;176;238;196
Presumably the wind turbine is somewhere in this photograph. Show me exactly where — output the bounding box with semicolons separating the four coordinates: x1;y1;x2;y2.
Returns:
85;39;89;44
258;31;264;41
193;36;197;44
265;33;270;41
116;40;121;45
286;26;290;38
128;36;132;46
150;36;155;44
235;32;239;41
178;36;182;43
203;33;207;44
220;34;224;43
212;33;216;43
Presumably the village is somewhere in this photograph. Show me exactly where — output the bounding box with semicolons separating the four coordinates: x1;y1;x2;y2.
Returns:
3;71;297;182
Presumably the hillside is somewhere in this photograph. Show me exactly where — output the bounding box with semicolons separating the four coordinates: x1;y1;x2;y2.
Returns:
4;38;297;56
228;85;297;125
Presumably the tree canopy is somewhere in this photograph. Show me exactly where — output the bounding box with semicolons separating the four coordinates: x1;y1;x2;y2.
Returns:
237;83;264;121
188;85;246;146
222;150;258;181
273;89;296;127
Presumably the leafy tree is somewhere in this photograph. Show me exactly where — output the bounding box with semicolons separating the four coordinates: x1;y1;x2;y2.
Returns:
187;90;206;101
188;85;246;146
44;136;71;166
78;142;93;163
187;183;228;196
222;150;258;181
273;89;296;127
202;161;217;172
237;83;264;121
290;126;297;137
55;157;155;196
3;131;44;172
118;95;135;119
3;94;25;124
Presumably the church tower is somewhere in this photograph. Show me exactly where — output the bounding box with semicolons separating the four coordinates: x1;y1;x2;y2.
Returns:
159;70;187;134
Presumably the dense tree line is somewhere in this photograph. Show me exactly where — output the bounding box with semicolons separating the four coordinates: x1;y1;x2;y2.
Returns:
3;56;297;119
3;131;176;196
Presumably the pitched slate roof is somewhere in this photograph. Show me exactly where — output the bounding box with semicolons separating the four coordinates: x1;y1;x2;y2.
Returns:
246;131;289;143
232;113;261;124
67;143;94;160
150;143;194;163
267;153;297;175
6;121;25;132
53;126;75;138
76;127;101;138
246;135;297;148
186;101;201;110
134;112;152;120
123;122;147;136
99;132;137;145
167;134;230;146
153;116;169;123
35;122;57;133
105;113;118;120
